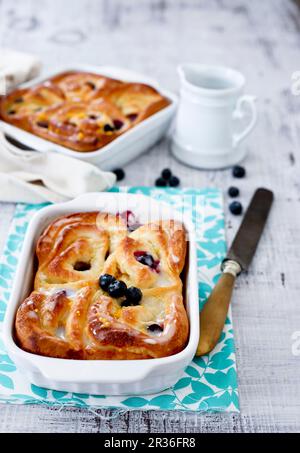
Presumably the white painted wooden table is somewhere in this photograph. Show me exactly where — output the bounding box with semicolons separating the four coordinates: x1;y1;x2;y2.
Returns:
0;0;300;433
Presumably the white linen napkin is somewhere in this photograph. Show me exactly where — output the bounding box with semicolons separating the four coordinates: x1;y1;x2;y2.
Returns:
0;132;116;203
0;49;42;93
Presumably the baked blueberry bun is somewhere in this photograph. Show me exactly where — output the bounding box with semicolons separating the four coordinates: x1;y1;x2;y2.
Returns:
15;211;189;360
0;71;170;152
30;99;131;152
0;83;65;131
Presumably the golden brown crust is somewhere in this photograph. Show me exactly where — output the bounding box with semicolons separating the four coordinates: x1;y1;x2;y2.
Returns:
104;83;171;125
50;71;123;102
0;71;171;152
0;83;65;131
29;100;132;152
15;211;189;360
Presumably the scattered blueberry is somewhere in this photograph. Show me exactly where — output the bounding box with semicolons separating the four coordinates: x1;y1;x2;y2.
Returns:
104;124;115;132
155;177;167;187
113;168;125;181
147;323;164;334
8;110;16;115
122;287;143;306
228;186;240;198
232;165;246;178
89;114;98;120
108;280;127;298
99;274;116;291
155;169;181;187
229;201;243;215
161;168;172;181
169;176;180;187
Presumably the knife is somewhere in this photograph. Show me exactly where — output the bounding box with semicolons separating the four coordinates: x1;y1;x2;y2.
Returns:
196;188;274;356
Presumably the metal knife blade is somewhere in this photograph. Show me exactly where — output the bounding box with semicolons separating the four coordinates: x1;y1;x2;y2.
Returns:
223;188;274;272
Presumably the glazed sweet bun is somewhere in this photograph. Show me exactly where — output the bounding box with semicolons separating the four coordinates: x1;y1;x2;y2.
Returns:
29;100;131;152
0;71;170;152
15;211;189;360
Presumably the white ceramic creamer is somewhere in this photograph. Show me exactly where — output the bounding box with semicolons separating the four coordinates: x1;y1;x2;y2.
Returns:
171;64;257;169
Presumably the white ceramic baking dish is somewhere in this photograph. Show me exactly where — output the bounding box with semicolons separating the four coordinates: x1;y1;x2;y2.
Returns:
3;192;199;395
0;65;178;171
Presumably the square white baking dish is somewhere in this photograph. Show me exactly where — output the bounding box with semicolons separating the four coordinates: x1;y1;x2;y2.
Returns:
0;65;178;171
3;192;199;395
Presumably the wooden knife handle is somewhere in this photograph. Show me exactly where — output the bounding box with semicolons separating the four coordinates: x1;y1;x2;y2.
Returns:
196;260;241;356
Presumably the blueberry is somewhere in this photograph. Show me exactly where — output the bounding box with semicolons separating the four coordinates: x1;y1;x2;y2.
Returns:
74;261;91;271
155;177;167;187
228;186;240;198
119;210;134;223
113;168;125;181
8;110;16;115
147;323;163;334
122;287;143;306
126;286;142;303
118;210;139;230
169;176;180;187
86;81;96;90
232;165;246;178
121;300;132;307
134;251;160;272
128;223;141;233
37;121;49;129
113;119;124;130
104;124;115;132
99;274;116;291
127;113;138;122
134;251;154;268
108;280;127;298
229;201;243;215
161;168;172;180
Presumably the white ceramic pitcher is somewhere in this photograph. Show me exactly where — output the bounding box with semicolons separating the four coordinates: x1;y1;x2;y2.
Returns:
171;64;257;169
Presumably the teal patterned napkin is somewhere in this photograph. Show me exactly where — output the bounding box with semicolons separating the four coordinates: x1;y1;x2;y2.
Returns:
0;187;239;412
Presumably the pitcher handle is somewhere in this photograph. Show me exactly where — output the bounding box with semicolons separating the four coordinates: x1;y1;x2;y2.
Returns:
233;95;257;147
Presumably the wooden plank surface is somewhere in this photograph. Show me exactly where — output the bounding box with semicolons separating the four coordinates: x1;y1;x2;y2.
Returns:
0;0;300;433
